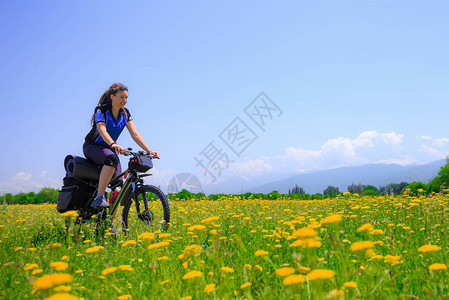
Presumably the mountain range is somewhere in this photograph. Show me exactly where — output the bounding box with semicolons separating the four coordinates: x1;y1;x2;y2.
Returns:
238;159;446;194
201;159;446;195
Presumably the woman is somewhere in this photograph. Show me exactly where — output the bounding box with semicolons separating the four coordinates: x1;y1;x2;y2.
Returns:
84;83;159;208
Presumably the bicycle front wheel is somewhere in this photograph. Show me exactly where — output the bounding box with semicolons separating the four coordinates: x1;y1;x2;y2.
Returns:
121;185;170;236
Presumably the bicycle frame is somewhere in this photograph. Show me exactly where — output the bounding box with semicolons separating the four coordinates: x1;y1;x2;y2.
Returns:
106;168;151;223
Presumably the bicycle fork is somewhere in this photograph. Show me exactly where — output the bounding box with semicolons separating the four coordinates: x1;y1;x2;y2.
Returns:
132;182;154;225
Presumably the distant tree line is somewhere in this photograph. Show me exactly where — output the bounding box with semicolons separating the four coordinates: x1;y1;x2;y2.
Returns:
0;188;59;205
3;159;449;204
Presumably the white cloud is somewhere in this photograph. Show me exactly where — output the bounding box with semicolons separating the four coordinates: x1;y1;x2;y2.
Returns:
380;132;404;150
421;135;432;140
12;172;33;181
419;145;449;159
229;158;272;175
285;130;404;164
0;172;60;194
434;138;449;147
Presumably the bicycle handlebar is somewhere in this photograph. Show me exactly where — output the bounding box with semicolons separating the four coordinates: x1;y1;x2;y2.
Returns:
122;148;159;159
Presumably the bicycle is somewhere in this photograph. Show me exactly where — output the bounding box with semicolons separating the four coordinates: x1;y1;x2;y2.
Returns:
69;148;170;238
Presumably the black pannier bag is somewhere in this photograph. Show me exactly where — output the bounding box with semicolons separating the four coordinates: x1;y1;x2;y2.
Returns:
57;176;96;213
128;154;153;173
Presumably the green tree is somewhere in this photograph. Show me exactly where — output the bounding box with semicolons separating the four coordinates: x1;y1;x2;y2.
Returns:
428;158;449;193
404;181;428;195
176;189;193;200
38;187;59;204
323;186;339;196
362;185;378;196
267;190;280;200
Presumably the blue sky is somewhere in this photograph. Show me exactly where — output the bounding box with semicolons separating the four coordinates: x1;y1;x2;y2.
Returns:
1;1;448;194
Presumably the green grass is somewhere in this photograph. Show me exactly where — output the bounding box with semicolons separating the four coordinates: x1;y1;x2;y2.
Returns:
1;193;449;299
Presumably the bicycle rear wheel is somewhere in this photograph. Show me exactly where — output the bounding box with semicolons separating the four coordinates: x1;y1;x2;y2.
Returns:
121;185;170;236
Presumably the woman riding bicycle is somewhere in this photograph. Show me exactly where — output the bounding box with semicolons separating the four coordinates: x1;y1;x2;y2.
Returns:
84;83;159;208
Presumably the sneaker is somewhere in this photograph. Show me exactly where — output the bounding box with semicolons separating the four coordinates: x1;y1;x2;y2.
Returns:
91;194;110;208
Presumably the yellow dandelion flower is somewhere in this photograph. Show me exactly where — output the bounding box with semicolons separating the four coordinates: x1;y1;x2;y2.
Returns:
60;211;79;218
221;267;234;273
384;255;400;264
47;243;62;249
179;297;192;300
201;216;220;224
161;280;170;285
343;281;357;288
290;238;322;248
292;227;317;238
307;269;334;281
320;214;342;224
137;232;155;240
118;265;134;272
32;269;43;275
349;241;374;252
148;241;169;250
122;240;137;247
33;274;73;290
50;262;69;271
158;256;169;261
244;264;252;270
24;263;39;271
85;246;104;253
14;246;23;252
187;224;206;231
44;293;78;300
255;250;268;257
418;244;441;253
204;283;216;295
178;244;202;260
53;285;71;292
275;267;295;277
182;271;202;280
369;255;384;260
61;256;70;261
117;295;132;300
369;229;384;235
75;270;83;274
356;223;373;233
255;265;263;271
101;267;118;275
241;282;252;289
429;263;447;270
283;274;306;286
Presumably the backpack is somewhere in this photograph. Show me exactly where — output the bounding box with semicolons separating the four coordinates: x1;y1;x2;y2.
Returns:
57;176;97;213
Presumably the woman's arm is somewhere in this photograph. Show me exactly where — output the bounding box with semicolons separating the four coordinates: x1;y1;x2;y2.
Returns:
97;122;125;154
126;120;158;157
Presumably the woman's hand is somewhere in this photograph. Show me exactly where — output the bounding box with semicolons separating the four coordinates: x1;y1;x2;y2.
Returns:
149;150;159;158
111;143;126;154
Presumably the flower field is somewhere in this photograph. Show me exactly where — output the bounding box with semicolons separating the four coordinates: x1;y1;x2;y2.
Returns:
1;193;449;299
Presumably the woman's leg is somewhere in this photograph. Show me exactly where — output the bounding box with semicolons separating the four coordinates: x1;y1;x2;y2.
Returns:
98;165;115;195
83;142;122;199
